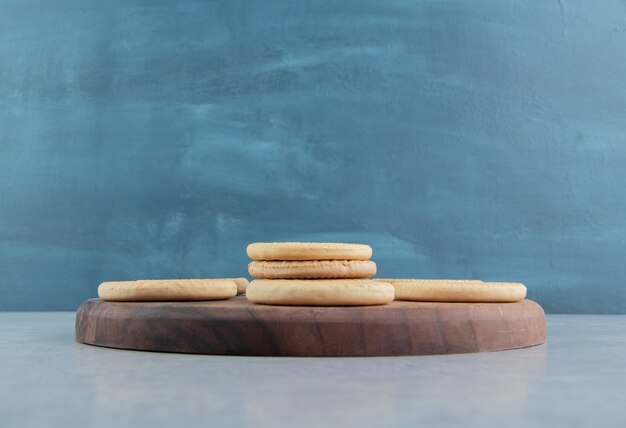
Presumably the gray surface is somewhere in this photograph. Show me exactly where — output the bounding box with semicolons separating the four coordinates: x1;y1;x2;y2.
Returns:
2;0;626;312
0;313;625;428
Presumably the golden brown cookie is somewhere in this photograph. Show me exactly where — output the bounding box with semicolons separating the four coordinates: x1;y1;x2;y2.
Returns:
222;277;249;294
246;279;394;306
248;260;376;279
379;279;526;302
97;279;237;302
246;242;372;261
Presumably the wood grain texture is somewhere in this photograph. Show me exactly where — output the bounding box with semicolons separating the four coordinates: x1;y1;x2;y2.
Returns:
75;296;546;357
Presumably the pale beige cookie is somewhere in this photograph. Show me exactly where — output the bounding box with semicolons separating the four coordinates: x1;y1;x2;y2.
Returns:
248;260;376;279
380;279;526;302
246;242;372;261
98;279;238;302
222;277;249;294
246;279;394;306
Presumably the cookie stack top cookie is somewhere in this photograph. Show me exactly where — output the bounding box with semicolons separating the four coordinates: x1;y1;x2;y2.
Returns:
245;242;394;305
247;242;373;261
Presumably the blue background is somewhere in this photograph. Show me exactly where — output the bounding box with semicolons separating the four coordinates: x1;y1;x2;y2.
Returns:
1;0;625;312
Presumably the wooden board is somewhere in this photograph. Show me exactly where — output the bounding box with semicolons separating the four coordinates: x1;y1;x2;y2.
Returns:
75;296;546;357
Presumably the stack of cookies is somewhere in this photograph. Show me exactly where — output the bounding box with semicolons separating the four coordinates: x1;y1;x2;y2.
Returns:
245;242;395;306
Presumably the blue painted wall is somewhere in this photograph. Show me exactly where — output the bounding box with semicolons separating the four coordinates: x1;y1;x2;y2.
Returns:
1;0;625;312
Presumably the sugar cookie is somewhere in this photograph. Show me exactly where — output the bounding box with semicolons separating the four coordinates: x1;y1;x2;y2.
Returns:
223;277;249;294
246;279;394;306
379;279;526;302
248;260;376;279
98;279;237;302
246;242;372;261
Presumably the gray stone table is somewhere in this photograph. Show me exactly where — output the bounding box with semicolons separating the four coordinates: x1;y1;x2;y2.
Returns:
1;313;625;428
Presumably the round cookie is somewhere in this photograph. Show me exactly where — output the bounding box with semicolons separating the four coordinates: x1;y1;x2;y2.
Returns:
222;277;249;294
380;279;526;302
98;279;238;302
246;279;394;306
246;242;372;261
248;260;376;279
